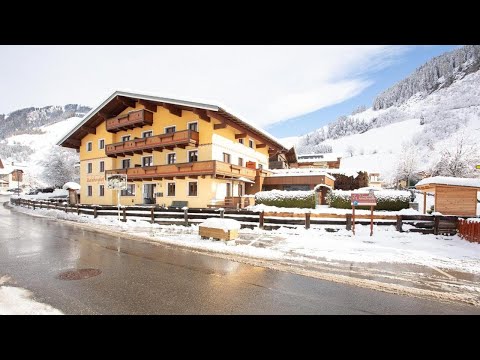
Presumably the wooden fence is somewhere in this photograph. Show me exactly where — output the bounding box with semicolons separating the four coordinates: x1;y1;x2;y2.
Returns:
457;219;480;243
8;198;467;235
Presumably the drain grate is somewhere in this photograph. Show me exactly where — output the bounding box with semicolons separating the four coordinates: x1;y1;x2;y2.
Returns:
57;268;102;280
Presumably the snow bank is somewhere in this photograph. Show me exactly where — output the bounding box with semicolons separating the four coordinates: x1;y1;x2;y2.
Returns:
416;176;480;188
398;208;421;215
200;218;241;232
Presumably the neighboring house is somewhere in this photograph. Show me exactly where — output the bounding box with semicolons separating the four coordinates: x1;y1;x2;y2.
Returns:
368;172;383;189
0;159;26;189
292;153;342;169
57;91;289;207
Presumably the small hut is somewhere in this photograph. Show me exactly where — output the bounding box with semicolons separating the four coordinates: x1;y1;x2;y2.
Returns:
63;182;81;205
415;176;480;216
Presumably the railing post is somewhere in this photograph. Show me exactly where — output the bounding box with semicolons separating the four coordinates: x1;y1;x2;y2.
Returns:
396;215;403;232
122;208;126;222
305;212;311;229
33;201;35;210
184;208;189;226
434;216;439;235
346;214;352;230
65;204;68;213
220;209;224;218
93;206;98;218
150;207;155;224
259;211;264;230
77;204;80;215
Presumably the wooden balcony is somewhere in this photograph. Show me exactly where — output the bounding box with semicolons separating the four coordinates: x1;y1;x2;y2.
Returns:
106;109;154;133
105;130;199;157
105;161;257;181
268;160;287;169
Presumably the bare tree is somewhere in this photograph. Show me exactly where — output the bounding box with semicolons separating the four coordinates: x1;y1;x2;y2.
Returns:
346;145;355;157
395;142;419;188
41;146;79;188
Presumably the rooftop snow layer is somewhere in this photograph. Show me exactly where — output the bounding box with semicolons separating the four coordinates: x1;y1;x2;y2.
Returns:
416;176;480;188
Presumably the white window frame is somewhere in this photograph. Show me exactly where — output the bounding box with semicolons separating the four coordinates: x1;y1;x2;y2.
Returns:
223;152;231;164
121;134;131;142
87;162;93;174
187;121;198;132
142;156;154;167
87;141;93;152
166;181;176;197
187;181;198;197
249;139;254;149
99;184;105;197
238;157;244;167
188;150;198;163
142;130;153;138
164;126;176;134
98;138;105;150
122;159;131;169
166;152;176;165
87;185;93;197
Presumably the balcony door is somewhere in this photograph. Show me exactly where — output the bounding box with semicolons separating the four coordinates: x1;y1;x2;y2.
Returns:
143;184;156;204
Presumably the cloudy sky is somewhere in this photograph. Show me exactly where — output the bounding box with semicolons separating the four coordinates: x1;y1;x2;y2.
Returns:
0;45;457;137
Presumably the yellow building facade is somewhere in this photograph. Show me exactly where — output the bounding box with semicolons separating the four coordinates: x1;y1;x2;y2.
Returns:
59;91;287;208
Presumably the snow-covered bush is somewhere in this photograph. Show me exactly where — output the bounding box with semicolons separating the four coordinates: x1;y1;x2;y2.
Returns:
327;190;410;211
255;190;315;209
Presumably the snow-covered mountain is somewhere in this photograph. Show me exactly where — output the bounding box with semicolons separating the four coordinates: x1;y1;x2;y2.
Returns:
287;45;480;186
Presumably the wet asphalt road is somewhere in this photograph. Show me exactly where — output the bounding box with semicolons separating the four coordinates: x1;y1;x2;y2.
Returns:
1;197;479;314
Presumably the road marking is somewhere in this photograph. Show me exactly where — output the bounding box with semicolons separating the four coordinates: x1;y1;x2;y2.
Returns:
248;236;263;246
426;265;456;279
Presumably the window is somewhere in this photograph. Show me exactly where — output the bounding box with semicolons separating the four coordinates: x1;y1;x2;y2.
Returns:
226;183;231;197
188;182;198;196
87;162;92;174
99;185;105;197
188;122;198;131
122;159;130;169
87;142;92;152
142;156;153;167
165;126;176;134
249;139;254;148
98;139;105;150
238;157;244;167
238;138;244;145
99;161;105;173
238;184;243;196
223;153;231;163
167;182;175;197
87;186;92;197
122;135;130;142
188;150;198;163
142;131;153;138
121;184;135;196
167;153;176;164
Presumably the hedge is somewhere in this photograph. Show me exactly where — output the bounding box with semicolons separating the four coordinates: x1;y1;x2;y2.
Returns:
255;190;316;209
327;190;410;211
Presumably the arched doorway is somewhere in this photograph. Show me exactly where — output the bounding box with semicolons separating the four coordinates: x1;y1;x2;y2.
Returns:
314;184;332;206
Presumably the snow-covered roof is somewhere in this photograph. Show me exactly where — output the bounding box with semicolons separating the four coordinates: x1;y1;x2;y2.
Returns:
57;90;287;152
323;168;359;179
416;176;480;189
297;153;342;162
237;176;255;184
62;182;81;190
270;168;336;181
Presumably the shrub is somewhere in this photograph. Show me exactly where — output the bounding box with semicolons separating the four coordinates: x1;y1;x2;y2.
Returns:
255;190;316;209
327;190;410;211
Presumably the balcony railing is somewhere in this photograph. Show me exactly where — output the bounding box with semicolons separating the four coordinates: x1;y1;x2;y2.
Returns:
105;160;256;180
106;109;154;133
268;160;287;169
105;130;199;157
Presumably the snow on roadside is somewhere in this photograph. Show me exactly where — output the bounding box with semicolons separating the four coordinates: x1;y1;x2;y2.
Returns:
0;276;62;315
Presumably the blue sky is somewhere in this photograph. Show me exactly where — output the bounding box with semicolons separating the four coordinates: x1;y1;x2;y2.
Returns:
268;45;458;138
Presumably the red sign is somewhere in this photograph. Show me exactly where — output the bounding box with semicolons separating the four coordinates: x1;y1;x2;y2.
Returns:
351;193;377;206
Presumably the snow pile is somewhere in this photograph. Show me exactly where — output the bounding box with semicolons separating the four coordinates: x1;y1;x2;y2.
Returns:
18;189;68;200
62;182;80;190
199;218;241;232
466;218;480;223
255;189;316;209
398;208;421;215
416;176;480;188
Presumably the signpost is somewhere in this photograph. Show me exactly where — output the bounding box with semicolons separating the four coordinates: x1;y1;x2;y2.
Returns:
107;174;128;221
351;190;377;236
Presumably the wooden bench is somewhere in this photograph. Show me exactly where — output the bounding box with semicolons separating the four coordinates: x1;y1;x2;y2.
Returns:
168;201;188;209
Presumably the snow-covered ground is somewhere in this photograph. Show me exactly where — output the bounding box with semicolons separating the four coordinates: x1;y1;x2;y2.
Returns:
0;276;62;315
9;204;480;275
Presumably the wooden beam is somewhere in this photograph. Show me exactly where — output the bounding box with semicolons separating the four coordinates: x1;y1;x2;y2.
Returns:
67;139;81;147
175;176;185;179
139;99;157;112
235;133;247;139
193;108;210;122
84;126;96;135
162;103;182;117
116;96;136;109
97;111;112;120
214;122;226;130
256;143;266;148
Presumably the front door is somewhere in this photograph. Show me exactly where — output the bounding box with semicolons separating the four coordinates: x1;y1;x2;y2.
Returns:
143;184;156;204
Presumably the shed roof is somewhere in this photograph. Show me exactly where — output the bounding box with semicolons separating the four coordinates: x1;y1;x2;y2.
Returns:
416;176;480;190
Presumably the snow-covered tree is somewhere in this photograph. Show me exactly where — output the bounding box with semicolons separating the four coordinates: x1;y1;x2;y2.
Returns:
41;146;79;188
346;145;355;157
395;143;419;187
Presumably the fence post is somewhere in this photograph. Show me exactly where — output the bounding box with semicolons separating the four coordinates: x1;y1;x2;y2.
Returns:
65;204;68;213
433;216;439;235
220;209;224;218
346;214;352;230
93;206;98;219
305;212;311;229
150;207;155;224
184;208;189;226
396;215;403;232
259;211;264;230
77;205;80;215
122;208;126;222
33;201;35;210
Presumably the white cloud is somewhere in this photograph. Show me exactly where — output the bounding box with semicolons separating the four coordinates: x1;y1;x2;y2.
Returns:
0;45;410;128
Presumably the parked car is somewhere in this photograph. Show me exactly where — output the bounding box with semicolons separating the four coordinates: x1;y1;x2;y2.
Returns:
7;188;22;194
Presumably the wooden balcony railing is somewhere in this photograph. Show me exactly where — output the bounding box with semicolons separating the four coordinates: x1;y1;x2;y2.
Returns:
105;130;199;157
268;160;287;169
106;109;154;133
105;161;256;180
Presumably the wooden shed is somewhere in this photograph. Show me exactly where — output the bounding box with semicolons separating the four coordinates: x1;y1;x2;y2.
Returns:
415;176;480;216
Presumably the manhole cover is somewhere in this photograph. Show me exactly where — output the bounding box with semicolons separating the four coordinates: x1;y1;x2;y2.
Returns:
57;268;102;280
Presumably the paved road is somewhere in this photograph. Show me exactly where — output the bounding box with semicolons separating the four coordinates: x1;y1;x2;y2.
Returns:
1;197;479;314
